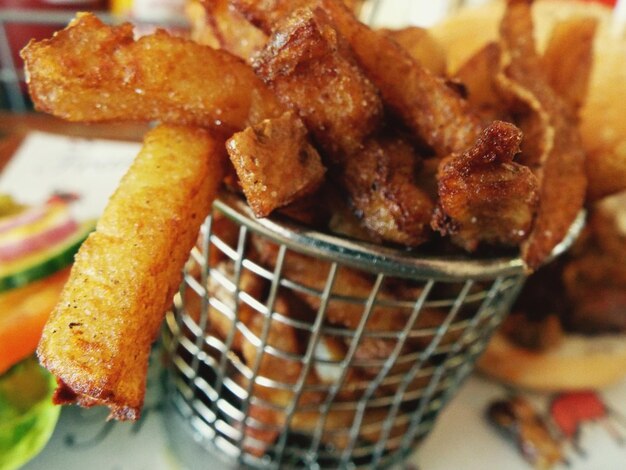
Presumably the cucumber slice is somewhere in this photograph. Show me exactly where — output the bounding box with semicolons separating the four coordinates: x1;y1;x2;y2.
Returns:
0;221;94;293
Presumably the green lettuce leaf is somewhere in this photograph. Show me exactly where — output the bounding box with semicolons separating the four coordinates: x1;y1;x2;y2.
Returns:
0;356;60;470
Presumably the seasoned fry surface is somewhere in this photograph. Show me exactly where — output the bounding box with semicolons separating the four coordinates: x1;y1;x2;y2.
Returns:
497;0;586;268
432;121;539;251
343;134;434;246
37;125;226;419
254;7;383;159
234;0;484;156
189;0;268;61
22;13;283;133
226;111;326;217
542;17;597;114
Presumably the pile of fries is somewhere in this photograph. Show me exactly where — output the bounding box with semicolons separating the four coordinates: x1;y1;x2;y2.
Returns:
25;0;594;441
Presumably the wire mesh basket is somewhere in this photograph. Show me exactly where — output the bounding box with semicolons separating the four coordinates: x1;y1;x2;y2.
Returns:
161;193;582;469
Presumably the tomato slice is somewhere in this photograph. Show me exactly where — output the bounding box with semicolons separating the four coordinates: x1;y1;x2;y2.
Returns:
0;267;70;374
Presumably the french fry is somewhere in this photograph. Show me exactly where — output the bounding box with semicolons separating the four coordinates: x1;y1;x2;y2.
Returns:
432;121;539;251
497;0;587;269
542;17;598;114
254;7;433;245
226;111;326;218
233;0;484;156
187;0;268;62
22;13;284;133
343;134;434;246
254;7;383;159
382;26;447;76
37;125;227;420
455;42;508;122
231;0;363;32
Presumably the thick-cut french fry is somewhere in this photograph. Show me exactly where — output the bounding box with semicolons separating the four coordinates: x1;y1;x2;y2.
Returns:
432;121;539;251
233;0;484;156
254;7;383;159
37;125;226;420
382;26;447;76
497;0;587;269
232;0;363;32
22;13;284;133
343;134;434;246
254;7;433;245
226;111;326;218
455;42;508;122
187;0;268;62
542;17;598;114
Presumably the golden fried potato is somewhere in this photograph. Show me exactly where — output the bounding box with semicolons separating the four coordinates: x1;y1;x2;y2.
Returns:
432;121;539;251
38;125;226;420
231;0;363;32
226;111;326;218
314;0;483;156
231;0;484;156
497;0;586;269
455;42;508;122
254;7;382;159
382;26;447;76
343;134;434;246
22;13;283;133
253;7;435;245
186;0;268;62
541;16;598;115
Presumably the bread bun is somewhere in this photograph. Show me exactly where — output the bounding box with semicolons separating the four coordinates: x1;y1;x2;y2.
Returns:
478;332;626;391
431;0;626;201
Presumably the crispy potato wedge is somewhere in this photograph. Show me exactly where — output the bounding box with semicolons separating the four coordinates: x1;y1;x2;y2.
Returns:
497;0;587;269
231;0;363;32
235;0;484;156
253;8;433;245
455;42;509;123
254;7;382;159
314;0;483;156
187;0;268;62
22;13;283;133
37;125;226;420
542;16;598;115
432;121;539;251
226;111;326;218
382;26;447;76
344;134;434;246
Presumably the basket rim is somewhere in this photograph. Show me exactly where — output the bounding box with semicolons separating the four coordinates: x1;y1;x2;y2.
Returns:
213;193;586;281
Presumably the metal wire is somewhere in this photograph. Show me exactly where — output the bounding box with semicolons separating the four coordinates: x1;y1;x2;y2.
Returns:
152;0;586;467
162;192;582;469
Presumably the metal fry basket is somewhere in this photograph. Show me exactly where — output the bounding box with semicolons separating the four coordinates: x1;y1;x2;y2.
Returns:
161;194;582;469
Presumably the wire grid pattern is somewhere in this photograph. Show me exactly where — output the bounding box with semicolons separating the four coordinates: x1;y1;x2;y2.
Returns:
162;196;527;469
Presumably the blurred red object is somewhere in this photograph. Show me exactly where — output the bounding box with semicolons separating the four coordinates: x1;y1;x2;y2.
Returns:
583;0;617;6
